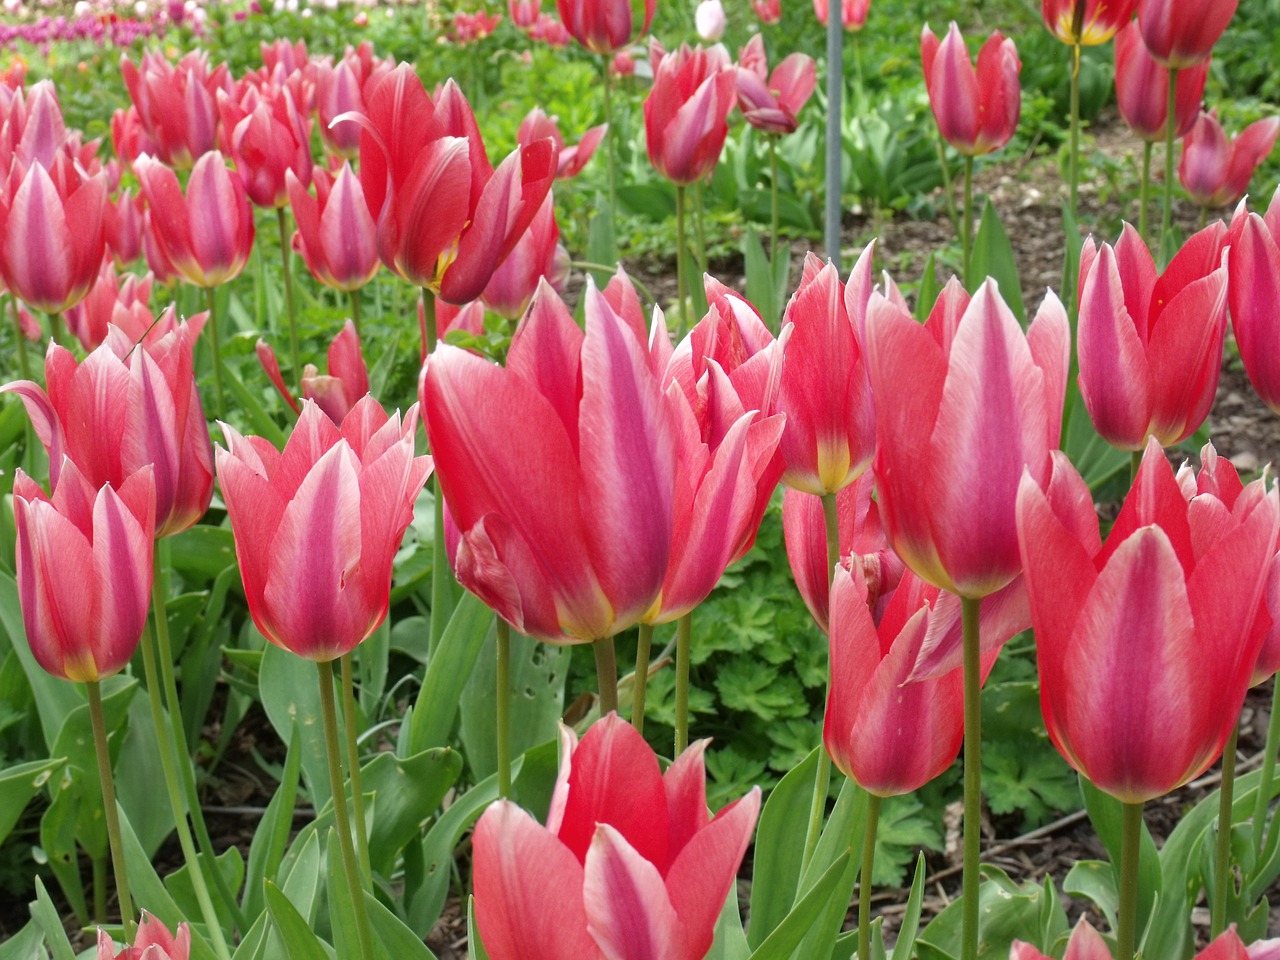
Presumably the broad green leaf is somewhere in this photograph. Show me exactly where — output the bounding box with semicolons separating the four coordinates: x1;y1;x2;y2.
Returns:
220;363;288;449
0;757;62;847
706;884;751;960
969;199;1023;321
259;641;330;811
744;231;779;328
467;896;491;960
0;919;46;960
231;911;271;960
165;847;245;934
1080;777;1161;933
116;695;174;857
747;747;818;949
916;253;940;322
265;880;333;960
747;851;852;960
326;828;359;960
166;526;238;588
407;592;493;754
363;747;462;876
917;866;1055;958
31;877;74;960
0;571;79;749
585;194;618;289
367;891;439;960
794;778;866;960
1063;860;1118;931
243;721;303;922
617;182;676;221
891;853;929;960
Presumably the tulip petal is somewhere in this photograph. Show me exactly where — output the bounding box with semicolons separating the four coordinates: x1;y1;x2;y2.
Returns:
1229;213;1280;411
583;824;680;960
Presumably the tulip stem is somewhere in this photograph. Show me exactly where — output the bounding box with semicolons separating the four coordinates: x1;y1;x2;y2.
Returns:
422;290;455;657
960;595;982;960
86;679;136;942
92;855;107;923
600;55;617;228
675;185;689;335
139;615;233;960
1117;801;1144;960
496;618;512;799
47;311;64;346
422;287;437;356
675;613;692;753
277;207;301;392
632;623;653;737
694;181;708;279
1251;673;1280;860
340;652;372;885
204;286;226;419
1159;68;1178;267
769;137;781;267
1212;725;1240;938
1139;141;1153;245
1065;40;1081;308
858;792;882;960
349;290;362;340
823;1;843;269
961;156;974;288
594;636;619;717
316;660;378;960
9;295;30;380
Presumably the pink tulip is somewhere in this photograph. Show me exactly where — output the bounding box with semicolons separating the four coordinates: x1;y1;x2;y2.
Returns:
509;0;540;28
532;13;575;47
1041;0;1137;45
1113;22;1208;142
422;280;675;643
753;0;781;24
1179;111;1279;209
812;0;868;30
63;261;154;351
3;80;68;172
1017;438;1279;803
13;459;155;683
644;44;738;185
473;714;760;960
1015;919;1257;960
217;85;312;209
287;163;379;291
1137;0;1237;69
735;35;817;135
481;193;563;320
776;246;877;496
921;22;1021;157
135;151;255;288
1077;221;1228;450
217;398;431;662
695;0;726;41
517;108;608;180
111;106;159;173
258;319;369;424
98;914;190;960
121;50;230;169
450;11;503;44
104;188;146;268
866;278;1069;599
314;45;393;159
1229;188;1280;413
556;0;654;54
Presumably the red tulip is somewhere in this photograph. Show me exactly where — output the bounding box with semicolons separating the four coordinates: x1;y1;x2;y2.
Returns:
1041;0;1137;45
1077;221;1228;449
481;193;563;320
517;108;608;180
753;0;781;23
473;714;760;960
867;278;1069;599
217;398;431;662
509;0;540;28
1229;188;1280;412
1179;111;1279;209
287;163;379;291
735;35;817;135
13;459;154;683
1015;919;1256;960
556;0;654;54
63;262;154;351
218;85;312;209
135;151;255;288
422;280;675;643
314;46;393;159
1137;0;1237;69
104;188;146;268
812;0;868;30
1113;22;1208;142
1017;439;1279;803
644;44;737;185
121;50;230;169
98;914;191;960
258;319;369;424
111;106;159;173
531;14;575;47
921;22;1021;157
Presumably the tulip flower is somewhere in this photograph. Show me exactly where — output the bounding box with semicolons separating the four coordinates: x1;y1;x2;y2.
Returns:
921;23;1021;158
866;278;1069;599
422;279;675;644
1017;438;1279;803
314;45;393;159
135;151;254;289
735;35;817;135
1229;188;1280;413
753;0;780;24
217;85;312;210
98;914;190;960
3;80;68;172
812;0;868;30
1179;111;1280;209
104;188;146;268
473;714;760;960
776;246;877;497
13;458;155;683
450;11;503;44
287;163;379;292
121;50;230;169
111;106;159;173
695;0;726;41
644;43;737;186
1137;0;1237;69
216;398;431;662
1114;23;1209;142
0;158;106;316
1014;919;1261;960
480;193;563;320
1041;0;1137;45
556;0;654;54
258;319;369;424
63;262;154;351
517;108;608;180
531;14;575;48
509;0;540;28
1077;221;1228;450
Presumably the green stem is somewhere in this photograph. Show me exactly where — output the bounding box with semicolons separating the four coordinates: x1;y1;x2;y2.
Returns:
962;156;974;288
1069;42;1080;232
675;612;692;753
1131;449;1142;485
594;636;619;716
9;295;30;380
769;137;780;264
960;596;983;960
1159;67;1178;267
47;311;64;346
851;31;864;111
1252;673;1280;860
496;619;512;799
1117;801;1145;960
1139;141;1153;246
422;290;455;658
694;181;708;278
204;286;226;419
277;206;300;391
1197;205;1210;231
632;623;653;737
601;55;617;225
1212;725;1239;937
340;653;372;885
317;660;377;960
86;680;136;941
422;287;437;356
92;855;107;924
858;793;883;960
937;135;960;230
675;185;689;335
349;289;362;340
139;615;232;960
823;3;843;269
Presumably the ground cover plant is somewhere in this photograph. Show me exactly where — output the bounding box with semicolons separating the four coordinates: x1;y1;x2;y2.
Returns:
0;0;1278;958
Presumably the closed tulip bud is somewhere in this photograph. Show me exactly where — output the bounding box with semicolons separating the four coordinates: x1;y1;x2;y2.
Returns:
1179;111;1279;209
218;86;312;209
752;0;780;24
104;188;146;268
1114;22;1208;142
111;105;158;173
921;22;1021;157
812;0;868;30
1137;0;1237;69
1041;0;1137;46
287;163;379;291
695;0;726;41
121;50;229;169
644;43;738;185
1229;188;1280;413
556;0;654;54
509;0;540;28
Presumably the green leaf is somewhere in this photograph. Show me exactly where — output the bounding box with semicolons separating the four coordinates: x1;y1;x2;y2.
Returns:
1062;381;1128;491
363;747;463;877
243;721;303;922
116;695;175;857
706;884;751;960
794;778;866;960
585;194;618;288
0;757;62;847
326;828;360;960
917;866;1054;958
0;571;80;749
872;796;942;888
1064;860;1118;930
969;199;1024;321
259;641;330;811
748;747;818;949
744;231;779;328
220;363;289;449
467;896;491;960
265;880;333;960
617;182;676;221
31;877;75;960
1080;777;1162;934
367;891;438;960
407;592;493;754
891;853;929;960
0;919;46;960
916;254;940;323
166;526;238;586
747;851;852;960
165;847;245;934
230;911;271;960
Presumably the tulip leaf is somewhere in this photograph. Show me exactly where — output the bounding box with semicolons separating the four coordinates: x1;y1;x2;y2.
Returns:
585;192;618;289
231;911;271;960
617;182;676;221
0;571;80;750
220;362;289;450
793;778;866;959
39;781;87;923
747;848;851;960
0;756;62;848
266;879;333;960
467;895;491;960
744;231;779;327
166;525;238;585
969;199;1023;322
259;640;331;812
1079;777;1162;933
30;876;75;960
916;866;1054;959
1062;382;1128;492
891;852;929;960
165;847;245;933
366;891;438;960
407;591;493;754
0;919;45;960
916;254;940;323
243;720;303;923
116;695;175;857
363;747;462;877
706;882;751;960
747;746;818;949
326;828;362;960
1062;859;1118;931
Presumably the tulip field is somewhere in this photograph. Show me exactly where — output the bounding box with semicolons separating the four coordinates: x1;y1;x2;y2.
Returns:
3;0;1280;956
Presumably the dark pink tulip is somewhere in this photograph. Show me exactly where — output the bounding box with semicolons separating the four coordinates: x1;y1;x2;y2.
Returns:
473;714;760;960
261;38;308;77
867;278;1069;599
218;85;312;209
735;35;817;135
98;914;190;960
517;107;607;180
753;0;781;23
1114;22;1208;142
315;46;392;159
1179;111;1279;209
509;0;540;28
1137;0;1237;69
111;105;159;172
921;22;1021;157
63;262;154;351
644;43;737;185
813;0;868;30
1018;439;1279;803
8;80;67;171
258;319;370;424
1229;188;1280;412
217;398;431;662
480;193;562;320
556;0;653;54
1041;0;1136;45
1016;920;1256;960
1077;221;1228;449
121;50;230;169
287;163;379;291
104;188;146;268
